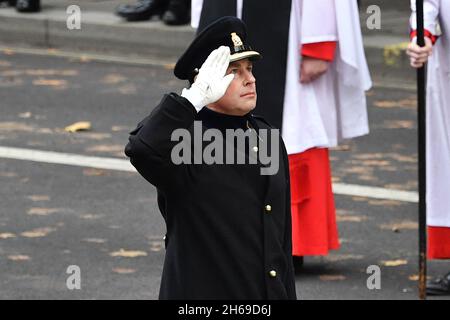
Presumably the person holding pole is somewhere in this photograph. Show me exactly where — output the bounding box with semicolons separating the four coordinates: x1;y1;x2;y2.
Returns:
407;0;450;296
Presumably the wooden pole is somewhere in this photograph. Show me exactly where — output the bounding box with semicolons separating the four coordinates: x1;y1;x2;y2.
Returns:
416;0;427;301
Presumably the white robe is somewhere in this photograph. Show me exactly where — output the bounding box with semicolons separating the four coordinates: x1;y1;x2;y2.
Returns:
191;0;371;154
410;0;450;228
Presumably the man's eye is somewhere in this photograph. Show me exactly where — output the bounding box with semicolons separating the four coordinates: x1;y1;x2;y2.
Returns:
230;69;238;74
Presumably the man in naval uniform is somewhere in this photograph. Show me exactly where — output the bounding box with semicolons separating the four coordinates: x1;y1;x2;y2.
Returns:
125;16;296;300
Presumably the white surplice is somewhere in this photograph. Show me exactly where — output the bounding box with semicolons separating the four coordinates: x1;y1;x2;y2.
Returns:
411;0;450;228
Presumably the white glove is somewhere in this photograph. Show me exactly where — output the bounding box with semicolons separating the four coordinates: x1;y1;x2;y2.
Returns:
181;46;235;112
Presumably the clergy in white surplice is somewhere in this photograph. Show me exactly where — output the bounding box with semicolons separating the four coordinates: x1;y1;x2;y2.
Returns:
408;0;450;261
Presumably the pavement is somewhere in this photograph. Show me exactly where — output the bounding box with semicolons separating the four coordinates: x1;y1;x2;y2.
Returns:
1;0;449;300
0;0;194;63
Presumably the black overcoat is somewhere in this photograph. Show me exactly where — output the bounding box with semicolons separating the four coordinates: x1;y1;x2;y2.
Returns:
125;93;296;300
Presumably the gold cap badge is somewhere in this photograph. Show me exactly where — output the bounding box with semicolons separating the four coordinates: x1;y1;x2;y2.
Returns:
231;32;243;47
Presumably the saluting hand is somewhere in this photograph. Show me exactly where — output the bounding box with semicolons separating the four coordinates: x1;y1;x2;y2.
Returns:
300;56;329;84
181;46;235;110
407;37;433;69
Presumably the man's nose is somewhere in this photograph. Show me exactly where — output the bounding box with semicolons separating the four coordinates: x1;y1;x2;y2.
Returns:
244;71;256;85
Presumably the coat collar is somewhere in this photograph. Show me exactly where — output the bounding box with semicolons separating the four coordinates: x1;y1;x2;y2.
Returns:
196;107;252;133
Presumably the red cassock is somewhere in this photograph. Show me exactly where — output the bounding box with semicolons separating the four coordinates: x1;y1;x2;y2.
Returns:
289;148;340;256
428;227;450;259
288;42;340;257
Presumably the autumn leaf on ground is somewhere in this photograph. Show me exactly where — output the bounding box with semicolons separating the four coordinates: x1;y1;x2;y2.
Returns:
383;120;415;129
112;268;136;274
27;195;50;202
164;63;176;70
383;42;409;66
27;207;61;216
374;99;416;109
101;74;127;84
109;249;148;258
330;144;351;151
0;233;16;239
64;121;91;133
368;200;403;206
83;168;106;176
354;153;385;160
409;274;432;281
26;69;78;76
381;259;408;267
342;166;371;174
21;227;56;238
337;215;367;222
32;79;68;88
389;154;417;163
18;112;32;119
0;122;34;132
2;49;15;55
8;255;30;261
79;214;105;220
111;125;129;132
78;56;91;63
361;160;391;167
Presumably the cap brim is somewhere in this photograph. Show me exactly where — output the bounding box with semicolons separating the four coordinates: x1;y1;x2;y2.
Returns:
229;51;261;62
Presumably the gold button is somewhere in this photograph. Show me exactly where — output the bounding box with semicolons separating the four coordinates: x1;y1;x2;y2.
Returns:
265;205;272;212
269;270;277;278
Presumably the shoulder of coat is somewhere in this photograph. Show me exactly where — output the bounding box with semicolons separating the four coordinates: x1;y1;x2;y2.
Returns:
250;114;274;129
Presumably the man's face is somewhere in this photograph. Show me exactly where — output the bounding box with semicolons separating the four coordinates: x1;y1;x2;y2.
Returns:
208;58;257;116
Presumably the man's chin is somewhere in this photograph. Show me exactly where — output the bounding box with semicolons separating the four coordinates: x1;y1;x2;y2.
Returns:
241;103;256;114
240;99;257;111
